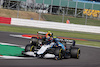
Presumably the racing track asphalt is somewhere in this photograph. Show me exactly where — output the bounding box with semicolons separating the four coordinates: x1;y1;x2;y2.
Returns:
0;31;100;67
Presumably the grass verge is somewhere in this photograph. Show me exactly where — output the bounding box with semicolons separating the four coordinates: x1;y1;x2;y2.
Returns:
77;41;100;47
0;24;100;47
42;14;100;26
0;8;43;20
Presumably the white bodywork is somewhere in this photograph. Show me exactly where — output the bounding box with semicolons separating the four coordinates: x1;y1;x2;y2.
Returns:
24;45;55;58
37;45;50;54
24;52;36;56
44;54;55;58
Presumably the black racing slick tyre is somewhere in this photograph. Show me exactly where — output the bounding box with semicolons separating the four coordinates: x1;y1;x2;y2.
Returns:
30;37;38;46
54;47;63;60
70;47;80;59
25;44;35;52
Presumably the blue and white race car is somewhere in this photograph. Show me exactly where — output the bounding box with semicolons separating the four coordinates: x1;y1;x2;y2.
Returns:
22;31;80;60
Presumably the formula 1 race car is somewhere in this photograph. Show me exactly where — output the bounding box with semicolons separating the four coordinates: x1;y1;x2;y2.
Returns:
22;31;80;60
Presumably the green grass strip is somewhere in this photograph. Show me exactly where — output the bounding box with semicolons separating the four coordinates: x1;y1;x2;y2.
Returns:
76;41;100;47
0;44;24;56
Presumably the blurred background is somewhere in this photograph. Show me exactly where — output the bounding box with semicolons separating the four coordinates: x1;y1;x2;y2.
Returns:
0;0;100;26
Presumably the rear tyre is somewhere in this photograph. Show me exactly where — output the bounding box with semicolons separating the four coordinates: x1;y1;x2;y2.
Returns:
70;47;80;59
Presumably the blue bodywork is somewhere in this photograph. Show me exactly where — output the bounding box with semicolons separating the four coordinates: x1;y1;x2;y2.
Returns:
50;38;66;50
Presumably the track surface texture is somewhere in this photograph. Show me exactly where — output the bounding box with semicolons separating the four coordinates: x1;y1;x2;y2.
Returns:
0;31;100;67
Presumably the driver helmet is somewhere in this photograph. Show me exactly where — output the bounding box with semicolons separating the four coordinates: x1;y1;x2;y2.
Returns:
46;31;52;38
47;31;51;36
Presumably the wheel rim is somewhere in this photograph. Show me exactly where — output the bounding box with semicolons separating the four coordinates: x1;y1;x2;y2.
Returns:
77;49;80;59
30;45;34;51
59;48;63;59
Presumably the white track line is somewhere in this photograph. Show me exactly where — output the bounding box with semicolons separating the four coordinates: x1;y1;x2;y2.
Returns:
0;42;25;49
0;56;26;59
0;56;37;59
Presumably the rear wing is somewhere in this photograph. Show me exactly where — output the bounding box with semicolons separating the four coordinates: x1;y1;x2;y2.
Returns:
37;31;53;35
31;32;47;39
37;31;47;35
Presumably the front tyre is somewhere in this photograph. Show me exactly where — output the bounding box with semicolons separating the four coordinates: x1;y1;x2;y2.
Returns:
54;47;63;60
70;47;80;59
30;37;38;46
25;44;35;52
